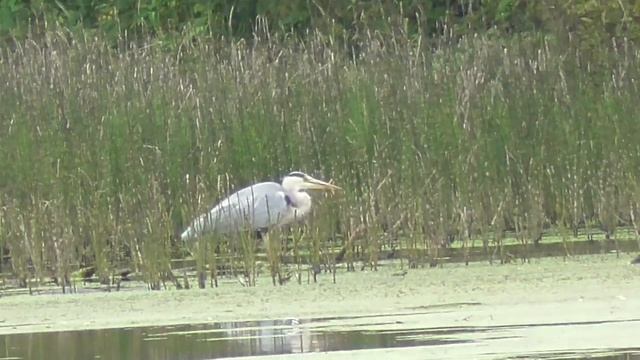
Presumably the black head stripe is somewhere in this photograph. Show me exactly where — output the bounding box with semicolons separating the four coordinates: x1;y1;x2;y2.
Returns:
287;171;306;178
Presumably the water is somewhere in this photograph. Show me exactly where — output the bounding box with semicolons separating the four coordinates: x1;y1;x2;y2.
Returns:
1;314;639;359
0;319;460;359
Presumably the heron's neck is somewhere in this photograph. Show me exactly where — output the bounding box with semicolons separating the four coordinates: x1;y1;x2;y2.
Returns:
285;194;295;206
286;189;311;211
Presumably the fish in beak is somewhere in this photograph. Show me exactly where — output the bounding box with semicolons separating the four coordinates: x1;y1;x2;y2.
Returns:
301;175;342;193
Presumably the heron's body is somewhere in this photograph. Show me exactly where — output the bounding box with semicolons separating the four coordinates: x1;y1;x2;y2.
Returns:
180;172;339;241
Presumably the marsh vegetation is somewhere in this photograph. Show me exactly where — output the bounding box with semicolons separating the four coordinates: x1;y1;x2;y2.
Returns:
1;18;640;291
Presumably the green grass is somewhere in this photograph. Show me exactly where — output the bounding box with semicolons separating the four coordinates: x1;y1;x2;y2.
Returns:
1;29;640;289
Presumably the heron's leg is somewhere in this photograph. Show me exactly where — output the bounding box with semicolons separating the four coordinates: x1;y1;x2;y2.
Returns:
266;230;288;286
288;225;306;284
264;231;277;286
237;230;257;286
196;236;208;289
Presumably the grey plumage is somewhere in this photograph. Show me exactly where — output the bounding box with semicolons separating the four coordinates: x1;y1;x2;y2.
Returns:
181;182;293;240
180;172;341;242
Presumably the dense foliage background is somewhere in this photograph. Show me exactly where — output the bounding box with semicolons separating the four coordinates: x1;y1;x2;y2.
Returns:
1;0;640;289
2;1;640;47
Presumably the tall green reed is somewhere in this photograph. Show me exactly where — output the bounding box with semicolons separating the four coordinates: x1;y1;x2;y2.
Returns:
1;28;639;288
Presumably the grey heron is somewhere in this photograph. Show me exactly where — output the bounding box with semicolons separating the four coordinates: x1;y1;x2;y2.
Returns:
180;171;342;241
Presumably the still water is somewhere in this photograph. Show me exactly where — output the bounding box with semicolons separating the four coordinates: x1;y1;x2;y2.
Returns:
0;317;467;359
1;315;640;360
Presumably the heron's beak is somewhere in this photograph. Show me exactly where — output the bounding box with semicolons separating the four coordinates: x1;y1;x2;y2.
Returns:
302;176;342;193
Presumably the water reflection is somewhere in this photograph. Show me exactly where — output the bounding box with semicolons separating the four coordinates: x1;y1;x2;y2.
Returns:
0;318;465;360
3;317;639;360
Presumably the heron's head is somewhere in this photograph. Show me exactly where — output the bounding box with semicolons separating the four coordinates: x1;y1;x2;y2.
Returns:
283;172;342;193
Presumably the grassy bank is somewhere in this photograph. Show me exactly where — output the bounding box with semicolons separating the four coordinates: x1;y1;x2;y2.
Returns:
1;29;640;289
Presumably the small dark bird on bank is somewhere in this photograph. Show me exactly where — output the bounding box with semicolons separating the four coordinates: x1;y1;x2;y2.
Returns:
392;270;408;277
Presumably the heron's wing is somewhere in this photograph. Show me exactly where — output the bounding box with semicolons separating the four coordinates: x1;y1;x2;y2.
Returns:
215;182;290;232
182;182;289;239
